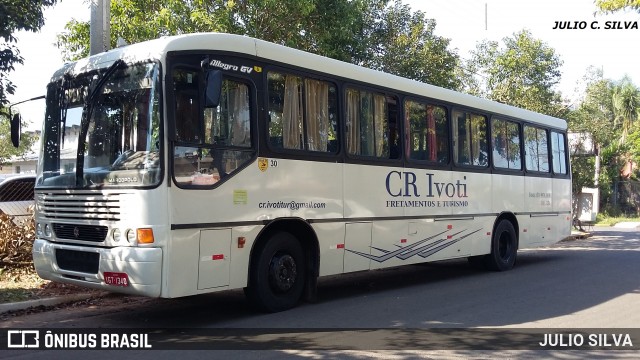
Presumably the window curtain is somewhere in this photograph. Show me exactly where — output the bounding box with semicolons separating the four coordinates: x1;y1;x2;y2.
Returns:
426;105;436;161
346;89;360;154
405;104;413;158
471;115;483;165
373;94;386;157
229;84;250;147
283;75;303;149
304;79;329;151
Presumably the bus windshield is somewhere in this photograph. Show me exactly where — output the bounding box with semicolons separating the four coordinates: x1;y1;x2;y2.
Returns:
37;62;161;188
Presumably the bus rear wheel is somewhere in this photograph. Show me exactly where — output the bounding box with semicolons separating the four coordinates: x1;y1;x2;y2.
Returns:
485;219;518;271
247;231;306;312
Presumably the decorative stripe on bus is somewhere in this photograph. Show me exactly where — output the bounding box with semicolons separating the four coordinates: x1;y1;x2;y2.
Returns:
347;228;482;263
169;211;569;230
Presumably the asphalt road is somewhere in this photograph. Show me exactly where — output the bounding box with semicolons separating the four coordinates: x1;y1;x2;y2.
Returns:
2;227;639;359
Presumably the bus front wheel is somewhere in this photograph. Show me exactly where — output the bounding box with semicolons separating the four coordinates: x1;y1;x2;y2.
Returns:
485;219;518;271
247;231;306;312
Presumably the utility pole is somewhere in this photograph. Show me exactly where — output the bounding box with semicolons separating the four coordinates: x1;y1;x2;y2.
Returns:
89;0;110;55
485;3;488;30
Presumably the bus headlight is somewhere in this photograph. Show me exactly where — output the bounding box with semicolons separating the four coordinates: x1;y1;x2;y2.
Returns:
126;229;137;243
112;228;122;242
44;224;52;237
36;223;43;236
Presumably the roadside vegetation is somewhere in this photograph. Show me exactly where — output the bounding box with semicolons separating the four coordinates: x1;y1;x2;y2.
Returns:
0;212;44;303
595;214;640;227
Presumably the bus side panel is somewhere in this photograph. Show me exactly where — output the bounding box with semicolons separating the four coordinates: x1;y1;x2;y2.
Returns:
522;175;554;247
165;229;202;297
197;229;231;289
229;225;263;289
312;222;346;276
344;164;403;219
343;222;372;273
553;177;572;240
491;173;525;216
369;220;413;270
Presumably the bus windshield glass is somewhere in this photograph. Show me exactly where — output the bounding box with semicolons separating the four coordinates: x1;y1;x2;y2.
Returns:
37;62;161;188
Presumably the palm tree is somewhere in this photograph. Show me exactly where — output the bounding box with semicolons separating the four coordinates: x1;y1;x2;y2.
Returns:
612;77;640;143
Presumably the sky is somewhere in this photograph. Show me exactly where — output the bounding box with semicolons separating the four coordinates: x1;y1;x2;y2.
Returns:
7;0;640;131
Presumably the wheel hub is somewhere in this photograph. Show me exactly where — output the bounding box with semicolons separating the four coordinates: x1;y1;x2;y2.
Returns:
268;253;297;293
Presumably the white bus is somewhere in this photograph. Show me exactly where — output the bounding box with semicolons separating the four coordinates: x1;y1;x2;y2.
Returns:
28;33;571;312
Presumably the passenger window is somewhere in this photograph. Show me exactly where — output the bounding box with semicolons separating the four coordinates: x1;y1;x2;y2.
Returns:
551;131;567;174
524;125;549;172
452;110;488;167
491;118;522;170
267;72;338;152
345;88;399;159
405;100;448;163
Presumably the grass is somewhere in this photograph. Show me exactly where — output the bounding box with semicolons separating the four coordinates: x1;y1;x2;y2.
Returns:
0;266;48;304
595;216;640;227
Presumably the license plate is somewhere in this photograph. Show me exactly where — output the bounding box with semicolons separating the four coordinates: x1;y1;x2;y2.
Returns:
104;272;129;287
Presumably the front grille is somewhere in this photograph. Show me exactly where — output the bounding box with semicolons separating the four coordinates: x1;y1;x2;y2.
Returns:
38;192;121;221
53;223;108;242
55;249;100;274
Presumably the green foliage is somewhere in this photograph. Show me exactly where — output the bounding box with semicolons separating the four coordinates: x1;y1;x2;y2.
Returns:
55;0;460;89
570;68;617;147
0;0;58;105
57;0;363;62
464;30;566;117
612;76;640;142
595;0;640;13
627;123;640;165
361;0;461;90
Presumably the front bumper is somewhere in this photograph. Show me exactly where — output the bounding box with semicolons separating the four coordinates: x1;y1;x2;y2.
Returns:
33;239;163;297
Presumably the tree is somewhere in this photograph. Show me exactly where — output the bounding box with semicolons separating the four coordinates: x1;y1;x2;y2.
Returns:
361;0;460;90
55;0;461;89
612;76;640;142
0;107;37;166
57;0;368;62
595;0;640;13
464;30;566;117
568;68;617;214
0;0;58;106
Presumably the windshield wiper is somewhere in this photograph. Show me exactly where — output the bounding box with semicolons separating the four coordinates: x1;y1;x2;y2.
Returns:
75;59;127;187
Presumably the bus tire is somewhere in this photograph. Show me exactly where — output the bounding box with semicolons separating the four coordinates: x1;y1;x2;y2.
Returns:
247;231;306;312
484;219;518;271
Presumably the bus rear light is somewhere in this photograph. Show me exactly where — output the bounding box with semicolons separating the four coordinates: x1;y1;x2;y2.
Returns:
137;228;155;244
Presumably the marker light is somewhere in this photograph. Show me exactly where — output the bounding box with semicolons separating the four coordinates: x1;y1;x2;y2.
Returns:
137;228;155;244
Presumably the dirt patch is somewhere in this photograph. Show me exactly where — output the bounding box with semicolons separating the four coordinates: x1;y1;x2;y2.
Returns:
0;265;103;304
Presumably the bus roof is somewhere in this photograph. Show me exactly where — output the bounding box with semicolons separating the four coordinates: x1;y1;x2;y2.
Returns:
54;32;566;130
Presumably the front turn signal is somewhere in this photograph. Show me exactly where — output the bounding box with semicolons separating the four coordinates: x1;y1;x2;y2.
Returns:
137;228;155;244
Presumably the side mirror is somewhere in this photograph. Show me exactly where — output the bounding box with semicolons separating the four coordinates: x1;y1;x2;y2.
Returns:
203;70;222;108
11;113;21;148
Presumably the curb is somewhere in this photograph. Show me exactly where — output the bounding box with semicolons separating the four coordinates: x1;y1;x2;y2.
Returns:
0;293;96;314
